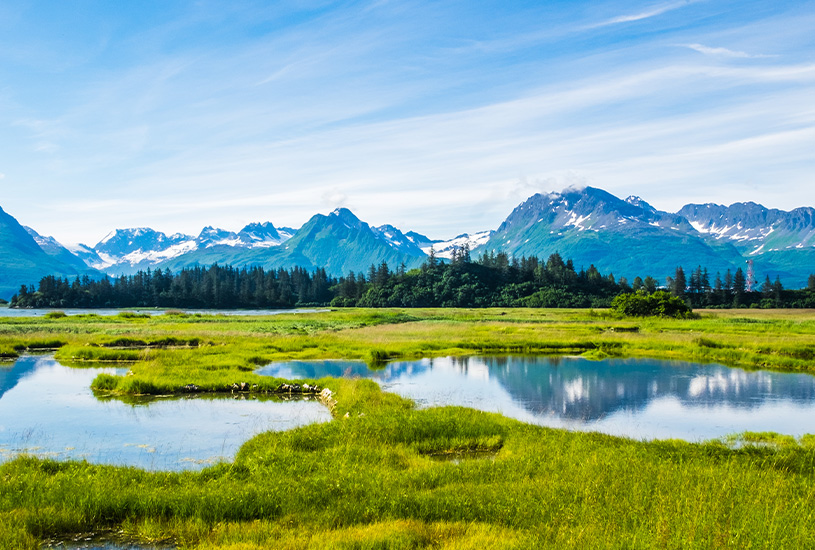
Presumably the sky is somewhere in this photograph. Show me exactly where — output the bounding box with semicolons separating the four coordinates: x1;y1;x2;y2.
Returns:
1;0;814;245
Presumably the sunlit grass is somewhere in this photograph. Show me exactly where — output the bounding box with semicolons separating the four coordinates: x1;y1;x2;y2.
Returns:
3;307;815;547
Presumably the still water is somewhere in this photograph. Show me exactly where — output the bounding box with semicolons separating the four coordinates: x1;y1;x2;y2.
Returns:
0;355;331;470
257;356;815;441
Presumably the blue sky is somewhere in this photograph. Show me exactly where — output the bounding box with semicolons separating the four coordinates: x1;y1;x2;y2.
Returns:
1;0;813;245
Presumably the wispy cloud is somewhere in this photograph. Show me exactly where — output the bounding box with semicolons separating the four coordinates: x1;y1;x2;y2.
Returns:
682;43;777;59
588;1;699;28
3;0;815;243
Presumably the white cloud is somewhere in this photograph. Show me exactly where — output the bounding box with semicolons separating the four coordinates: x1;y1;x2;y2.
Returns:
4;0;815;244
682;43;777;59
588;1;700;28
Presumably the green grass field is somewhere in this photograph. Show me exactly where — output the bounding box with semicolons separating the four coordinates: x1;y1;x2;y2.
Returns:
2;308;815;548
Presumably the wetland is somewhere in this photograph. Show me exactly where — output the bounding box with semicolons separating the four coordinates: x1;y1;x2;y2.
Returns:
2;307;815;548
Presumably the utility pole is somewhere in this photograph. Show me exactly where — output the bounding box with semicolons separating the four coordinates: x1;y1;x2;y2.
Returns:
746;259;757;292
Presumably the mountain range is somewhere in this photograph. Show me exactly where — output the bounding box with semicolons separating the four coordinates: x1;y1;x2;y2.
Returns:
2;186;814;299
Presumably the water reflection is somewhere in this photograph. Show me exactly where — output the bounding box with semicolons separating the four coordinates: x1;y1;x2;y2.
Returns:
257;356;815;441
0;356;331;470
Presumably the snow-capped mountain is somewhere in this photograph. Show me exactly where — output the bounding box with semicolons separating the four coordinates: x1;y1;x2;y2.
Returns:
87;228;198;272
371;224;427;256
476;186;743;282
24;227;96;273
678;202;815;256
7;186;815;292
406;231;494;259
160;208;426;277
80;222;297;275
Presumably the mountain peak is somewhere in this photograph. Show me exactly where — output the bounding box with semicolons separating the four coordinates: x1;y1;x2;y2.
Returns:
625;195;657;213
329;207;364;228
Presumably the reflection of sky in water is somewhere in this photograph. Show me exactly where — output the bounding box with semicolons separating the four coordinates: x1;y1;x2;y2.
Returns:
0;356;331;470
258;356;815;441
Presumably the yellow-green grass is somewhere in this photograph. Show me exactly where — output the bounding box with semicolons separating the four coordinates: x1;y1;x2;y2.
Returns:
3;378;815;548
3;308;815;547
4;307;813;379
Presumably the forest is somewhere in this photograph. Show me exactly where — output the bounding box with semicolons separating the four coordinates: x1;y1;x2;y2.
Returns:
10;251;625;309
9;250;815;310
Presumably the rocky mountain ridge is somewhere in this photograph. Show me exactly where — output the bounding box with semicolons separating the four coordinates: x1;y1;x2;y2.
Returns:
2;186;815;298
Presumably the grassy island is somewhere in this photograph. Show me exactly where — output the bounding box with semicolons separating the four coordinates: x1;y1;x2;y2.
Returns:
2;308;815;548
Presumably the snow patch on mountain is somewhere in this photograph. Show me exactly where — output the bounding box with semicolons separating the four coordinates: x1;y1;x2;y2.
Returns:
420;231;493;259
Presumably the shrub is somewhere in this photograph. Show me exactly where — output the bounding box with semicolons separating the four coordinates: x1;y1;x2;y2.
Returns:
117;311;150;319
44;310;67;319
611;290;693;318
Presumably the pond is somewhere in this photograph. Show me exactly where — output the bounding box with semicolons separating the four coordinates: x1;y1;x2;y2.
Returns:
0;355;331;470
256;355;815;441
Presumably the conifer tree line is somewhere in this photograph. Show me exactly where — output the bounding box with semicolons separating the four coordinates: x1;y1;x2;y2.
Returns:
12;251;625;309
665;266;815;308
10;252;815;309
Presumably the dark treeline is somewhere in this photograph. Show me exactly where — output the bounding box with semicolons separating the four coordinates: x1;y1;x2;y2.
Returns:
11;250;633;309
11;265;334;309
12;252;815;310
665;266;815;309
333;249;631;308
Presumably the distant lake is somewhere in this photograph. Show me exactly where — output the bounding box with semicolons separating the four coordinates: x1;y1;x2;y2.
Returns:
257;355;815;441
0;307;327;318
0;355;331;470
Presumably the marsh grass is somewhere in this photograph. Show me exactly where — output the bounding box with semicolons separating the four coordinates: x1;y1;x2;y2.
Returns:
4;308;815;547
4;380;815;548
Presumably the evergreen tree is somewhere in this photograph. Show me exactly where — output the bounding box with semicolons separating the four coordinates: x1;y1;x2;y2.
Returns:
670;267;686;299
732;268;746;307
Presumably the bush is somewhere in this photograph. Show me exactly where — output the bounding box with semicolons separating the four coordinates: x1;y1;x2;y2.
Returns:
611;290;693;318
117;311;151;319
44;310;67;319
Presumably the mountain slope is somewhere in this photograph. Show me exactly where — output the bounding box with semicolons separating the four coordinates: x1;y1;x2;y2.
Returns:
24;227;93;273
678;202;815;256
406;231;494;259
83;221;297;276
284;209;426;275
0;207;101;299
476;187;744;282
159;209;426;277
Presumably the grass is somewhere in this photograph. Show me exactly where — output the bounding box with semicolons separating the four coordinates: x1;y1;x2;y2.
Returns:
3;307;815;548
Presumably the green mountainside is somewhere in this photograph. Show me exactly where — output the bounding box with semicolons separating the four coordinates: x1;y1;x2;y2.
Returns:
474;187;804;286
0;207;100;299
160;208;425;277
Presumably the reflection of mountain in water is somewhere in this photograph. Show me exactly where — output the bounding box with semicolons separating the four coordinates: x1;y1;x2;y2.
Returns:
471;356;815;421
0;356;40;401
258;356;815;423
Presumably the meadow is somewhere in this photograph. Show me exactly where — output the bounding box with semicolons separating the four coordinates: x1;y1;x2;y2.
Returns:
2;308;815;548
